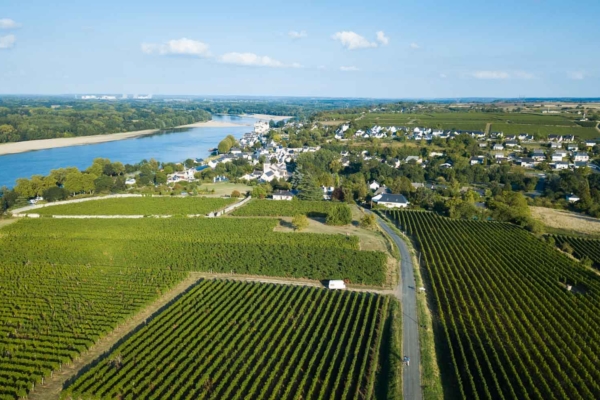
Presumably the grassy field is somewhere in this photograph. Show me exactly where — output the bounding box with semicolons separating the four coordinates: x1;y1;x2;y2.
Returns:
490;123;599;138
62;280;399;400
198;182;251;196
32;197;236;216
530;206;600;236
390;210;600;399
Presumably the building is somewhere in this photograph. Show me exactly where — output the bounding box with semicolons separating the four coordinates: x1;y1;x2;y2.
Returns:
254;120;270;135
373;193;409;208
574;152;589;162
272;190;294;201
566;194;580;203
369;181;380;191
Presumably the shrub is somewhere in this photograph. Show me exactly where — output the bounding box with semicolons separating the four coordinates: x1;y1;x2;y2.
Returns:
231;190;241;198
292;214;309;231
326;204;353;226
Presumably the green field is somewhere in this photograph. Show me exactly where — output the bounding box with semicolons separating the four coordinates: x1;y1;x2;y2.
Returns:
490;123;599;138
553;235;600;267
0;218;387;285
231;199;336;217
62;280;399;400
320;111;600;139
389;210;600;400
0;264;185;399
32;197;236;216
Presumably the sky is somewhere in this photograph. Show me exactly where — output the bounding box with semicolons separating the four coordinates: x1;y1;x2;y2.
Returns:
0;0;599;98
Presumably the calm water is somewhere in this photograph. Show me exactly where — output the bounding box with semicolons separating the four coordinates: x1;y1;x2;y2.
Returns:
0;115;258;187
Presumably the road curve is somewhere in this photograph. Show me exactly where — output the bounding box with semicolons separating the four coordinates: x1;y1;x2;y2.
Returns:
373;211;423;400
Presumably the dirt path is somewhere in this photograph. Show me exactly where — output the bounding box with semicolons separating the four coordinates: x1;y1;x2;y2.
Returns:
596;121;600;134
28;272;391;399
28;273;205;400
485;122;492;135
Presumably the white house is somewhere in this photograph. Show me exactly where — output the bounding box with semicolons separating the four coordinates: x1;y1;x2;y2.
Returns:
369;181;380;191
553;161;569;170
405;156;423;164
574;152;589;162
321;186;335;200
125;178;136;185
167;168;196;183
373;193;409;208
492;144;504;151
566;194;580;203
272;190;294;201
585;141;596;148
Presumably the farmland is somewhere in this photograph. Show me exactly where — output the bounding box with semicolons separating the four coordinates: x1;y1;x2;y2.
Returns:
553;235;600;267
0;264;185;399
231;199;336;217
0;218;388;285
62;280;398;400
31;197;236;216
320;111;600;139
389;210;600;400
489;123;598;138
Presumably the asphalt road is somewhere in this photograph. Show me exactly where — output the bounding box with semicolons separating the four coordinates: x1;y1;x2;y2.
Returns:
375;213;423;400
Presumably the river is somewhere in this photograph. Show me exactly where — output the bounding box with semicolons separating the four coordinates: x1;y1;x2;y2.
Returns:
0;115;259;188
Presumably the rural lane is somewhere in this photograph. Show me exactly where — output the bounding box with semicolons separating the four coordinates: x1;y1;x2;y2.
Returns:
369;210;423;400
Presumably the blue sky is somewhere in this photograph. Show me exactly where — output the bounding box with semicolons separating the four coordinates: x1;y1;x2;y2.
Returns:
0;0;599;98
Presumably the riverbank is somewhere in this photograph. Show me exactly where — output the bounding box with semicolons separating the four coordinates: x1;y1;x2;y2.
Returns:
241;113;293;121
0;119;247;156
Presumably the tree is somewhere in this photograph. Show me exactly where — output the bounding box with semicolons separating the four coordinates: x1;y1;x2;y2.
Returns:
155;172;168;185
218;135;236;154
360;213;377;229
292;214;309;231
561;242;574;255
326;204;353;226
231;190;241;198
43;186;69;202
94;175;114;193
297;176;323;201
14;178;35;198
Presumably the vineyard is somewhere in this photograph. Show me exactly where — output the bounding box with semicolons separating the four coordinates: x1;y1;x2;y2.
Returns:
62;280;397;400
0;218;388;285
553;235;600;267
388;210;600;400
31;197;236;216
231;199;335;217
0;264;185;400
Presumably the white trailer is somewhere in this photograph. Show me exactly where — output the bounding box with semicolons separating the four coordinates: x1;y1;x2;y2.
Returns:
328;280;346;290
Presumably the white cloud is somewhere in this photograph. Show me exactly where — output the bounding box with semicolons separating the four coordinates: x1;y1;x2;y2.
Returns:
410;42;420;49
288;30;307;39
471;70;535;80
219;52;300;68
0;19;20;29
472;71;510;80
340;66;360;72
376;31;389;46
317;65;327;70
0;34;16;49
332;31;377;50
568;71;585;80
513;71;535;79
141;38;211;57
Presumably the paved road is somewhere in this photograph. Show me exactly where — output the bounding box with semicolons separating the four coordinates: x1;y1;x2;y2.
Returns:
373;211;423;400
